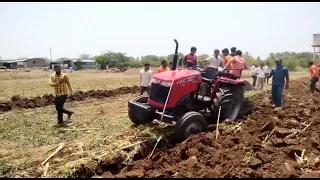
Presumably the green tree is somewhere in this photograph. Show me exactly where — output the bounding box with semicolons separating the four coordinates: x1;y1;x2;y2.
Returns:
167;52;184;62
75;60;84;70
95;51;131;69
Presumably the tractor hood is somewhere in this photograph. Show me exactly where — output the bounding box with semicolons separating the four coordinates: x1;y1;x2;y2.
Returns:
152;69;201;82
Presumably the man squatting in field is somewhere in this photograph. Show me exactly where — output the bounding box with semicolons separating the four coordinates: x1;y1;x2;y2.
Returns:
268;58;289;110
50;65;74;126
139;63;153;95
309;61;320;93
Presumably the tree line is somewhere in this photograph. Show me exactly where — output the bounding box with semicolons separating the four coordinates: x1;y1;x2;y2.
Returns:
90;50;318;71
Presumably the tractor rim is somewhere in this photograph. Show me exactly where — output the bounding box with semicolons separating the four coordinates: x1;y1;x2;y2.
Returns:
184;122;202;138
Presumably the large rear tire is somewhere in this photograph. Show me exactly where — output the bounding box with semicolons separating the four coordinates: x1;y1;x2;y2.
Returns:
128;95;150;125
174;111;208;141
219;85;244;121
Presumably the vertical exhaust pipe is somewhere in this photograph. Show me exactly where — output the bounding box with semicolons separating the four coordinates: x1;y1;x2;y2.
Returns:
171;39;179;70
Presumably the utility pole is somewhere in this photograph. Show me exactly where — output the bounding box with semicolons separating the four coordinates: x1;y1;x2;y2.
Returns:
50;48;52;62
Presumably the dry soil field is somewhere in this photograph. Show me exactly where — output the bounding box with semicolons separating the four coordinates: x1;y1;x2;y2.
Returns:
1;68;318;178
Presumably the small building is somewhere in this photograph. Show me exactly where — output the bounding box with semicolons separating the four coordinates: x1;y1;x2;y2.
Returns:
15;58;47;68
53;59;100;70
0;60;18;69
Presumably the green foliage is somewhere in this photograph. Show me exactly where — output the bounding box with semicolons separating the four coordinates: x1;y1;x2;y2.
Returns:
93;50;318;72
95;51;131;69
264;52;318;71
74;60;84;70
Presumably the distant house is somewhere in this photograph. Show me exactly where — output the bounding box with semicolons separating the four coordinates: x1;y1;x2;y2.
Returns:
16;58;47;68
53;59;100;70
0;60;18;69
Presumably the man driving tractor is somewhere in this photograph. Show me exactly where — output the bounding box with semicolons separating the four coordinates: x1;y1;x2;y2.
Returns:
184;46;197;69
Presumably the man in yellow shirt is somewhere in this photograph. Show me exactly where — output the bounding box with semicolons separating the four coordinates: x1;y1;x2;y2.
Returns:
157;60;169;73
50;65;74;126
221;48;233;69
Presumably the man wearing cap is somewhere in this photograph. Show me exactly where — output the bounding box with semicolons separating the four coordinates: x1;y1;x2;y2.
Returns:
50;65;74;126
268;59;289;110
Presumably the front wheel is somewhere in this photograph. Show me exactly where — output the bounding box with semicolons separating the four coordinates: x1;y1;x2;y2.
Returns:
219;85;244;121
128;95;150;125
174;111;208;141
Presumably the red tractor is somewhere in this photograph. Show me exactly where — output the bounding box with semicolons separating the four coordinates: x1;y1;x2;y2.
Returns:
128;39;247;140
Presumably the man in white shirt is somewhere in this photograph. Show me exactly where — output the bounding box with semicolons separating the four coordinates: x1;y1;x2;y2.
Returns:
208;49;224;68
139;63;153;95
253;63;265;90
251;64;259;87
263;63;271;84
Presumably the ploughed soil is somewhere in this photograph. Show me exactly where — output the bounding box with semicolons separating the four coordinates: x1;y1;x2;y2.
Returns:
0;86;140;113
87;77;320;178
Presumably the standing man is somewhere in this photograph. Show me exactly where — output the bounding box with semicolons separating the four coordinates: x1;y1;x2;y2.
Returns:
157;60;169;73
221;48;233;69
230;47;237;57
224;50;249;79
268;59;289;110
251;64;259;87
253;63;265;90
184;46;197;69
140;63;153;95
208;49;224;68
50;65;74;126
309;61;320;93
263;62;271;84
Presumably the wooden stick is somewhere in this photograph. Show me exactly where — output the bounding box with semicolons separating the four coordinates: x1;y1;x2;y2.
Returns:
216;106;222;139
119;140;148;151
297;122;312;137
41;142;65;165
148;135;163;159
262;128;276;144
43;162;49;177
43;145;58;154
63;128;101;131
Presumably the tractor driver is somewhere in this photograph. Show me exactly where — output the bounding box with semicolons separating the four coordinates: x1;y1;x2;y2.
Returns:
184;46;197;69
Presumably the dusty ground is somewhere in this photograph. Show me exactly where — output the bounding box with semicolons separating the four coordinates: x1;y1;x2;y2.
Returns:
0;68;311;177
106;77;320;178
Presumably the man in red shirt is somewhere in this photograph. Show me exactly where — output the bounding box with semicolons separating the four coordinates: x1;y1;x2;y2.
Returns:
309;61;320;93
184;46;197;69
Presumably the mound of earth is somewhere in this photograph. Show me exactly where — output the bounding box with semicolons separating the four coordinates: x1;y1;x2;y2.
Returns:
93;77;320;178
0;86;140;113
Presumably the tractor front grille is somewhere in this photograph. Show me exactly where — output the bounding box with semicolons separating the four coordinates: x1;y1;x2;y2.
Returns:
149;83;170;104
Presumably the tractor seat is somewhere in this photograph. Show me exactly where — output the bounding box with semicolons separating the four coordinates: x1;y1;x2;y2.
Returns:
197;95;211;102
201;67;219;84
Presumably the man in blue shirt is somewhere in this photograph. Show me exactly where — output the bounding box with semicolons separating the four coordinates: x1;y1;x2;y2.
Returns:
268;59;289;109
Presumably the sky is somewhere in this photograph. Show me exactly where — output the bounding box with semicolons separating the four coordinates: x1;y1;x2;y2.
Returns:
0;2;319;60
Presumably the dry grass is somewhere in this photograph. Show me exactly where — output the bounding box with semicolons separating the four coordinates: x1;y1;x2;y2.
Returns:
0;70;139;101
0;94;164;177
0;69;309;177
